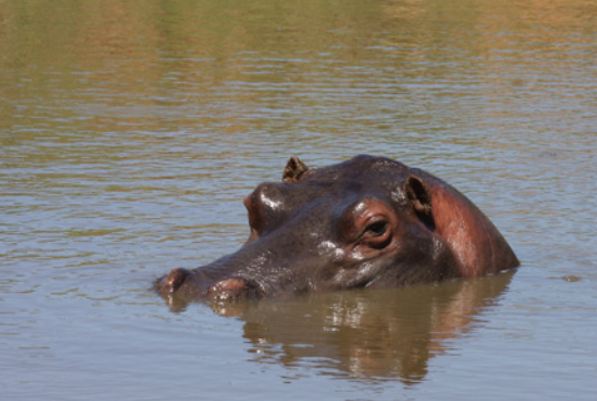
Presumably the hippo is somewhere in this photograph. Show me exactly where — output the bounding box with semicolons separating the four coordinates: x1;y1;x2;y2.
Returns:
156;155;519;309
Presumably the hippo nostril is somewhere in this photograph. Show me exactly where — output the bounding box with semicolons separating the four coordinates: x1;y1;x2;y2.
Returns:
208;277;263;302
160;267;190;295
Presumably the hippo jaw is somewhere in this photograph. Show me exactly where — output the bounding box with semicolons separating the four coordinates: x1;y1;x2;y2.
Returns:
155;155;519;310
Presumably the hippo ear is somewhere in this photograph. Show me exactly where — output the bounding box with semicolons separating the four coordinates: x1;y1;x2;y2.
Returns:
405;176;436;231
282;156;309;183
405;169;519;277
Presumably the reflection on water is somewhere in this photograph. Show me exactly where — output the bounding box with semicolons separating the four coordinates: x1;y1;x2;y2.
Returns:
236;272;513;383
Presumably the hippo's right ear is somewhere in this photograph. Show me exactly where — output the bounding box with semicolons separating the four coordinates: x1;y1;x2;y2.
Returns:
282;156;309;183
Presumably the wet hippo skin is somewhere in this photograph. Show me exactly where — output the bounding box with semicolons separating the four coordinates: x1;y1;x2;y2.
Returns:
155;155;519;309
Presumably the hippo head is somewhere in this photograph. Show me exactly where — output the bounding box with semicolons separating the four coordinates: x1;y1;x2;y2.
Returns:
156;155;518;309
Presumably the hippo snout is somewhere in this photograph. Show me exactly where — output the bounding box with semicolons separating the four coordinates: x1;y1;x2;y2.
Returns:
156;267;263;303
207;277;264;302
156;267;190;296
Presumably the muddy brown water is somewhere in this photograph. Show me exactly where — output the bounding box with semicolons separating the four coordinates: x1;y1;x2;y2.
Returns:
1;1;595;400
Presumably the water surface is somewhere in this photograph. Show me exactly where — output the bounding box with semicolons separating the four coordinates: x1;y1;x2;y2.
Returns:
1;1;596;400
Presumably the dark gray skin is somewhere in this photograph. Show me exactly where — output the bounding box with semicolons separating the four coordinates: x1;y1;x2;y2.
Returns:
156;155;519;309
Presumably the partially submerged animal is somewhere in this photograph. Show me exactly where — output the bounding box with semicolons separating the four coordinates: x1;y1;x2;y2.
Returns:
156;155;519;307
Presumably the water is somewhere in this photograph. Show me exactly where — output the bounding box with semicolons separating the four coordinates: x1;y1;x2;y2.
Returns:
1;0;595;399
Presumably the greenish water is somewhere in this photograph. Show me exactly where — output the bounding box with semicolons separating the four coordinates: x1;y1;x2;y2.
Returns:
1;0;595;400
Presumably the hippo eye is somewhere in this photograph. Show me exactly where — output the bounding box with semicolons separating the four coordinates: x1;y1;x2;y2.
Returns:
364;220;388;237
360;218;392;249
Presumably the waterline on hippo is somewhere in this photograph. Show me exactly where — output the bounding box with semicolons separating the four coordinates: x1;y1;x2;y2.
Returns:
155;155;519;311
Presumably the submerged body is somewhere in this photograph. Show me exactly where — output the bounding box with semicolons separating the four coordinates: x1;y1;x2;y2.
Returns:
156;155;518;308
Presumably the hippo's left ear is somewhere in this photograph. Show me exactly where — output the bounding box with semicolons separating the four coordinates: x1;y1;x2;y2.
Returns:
282;156;309;183
404;176;436;231
404;169;519;277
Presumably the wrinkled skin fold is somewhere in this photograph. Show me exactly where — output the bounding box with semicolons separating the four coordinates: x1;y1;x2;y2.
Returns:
155;155;519;310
